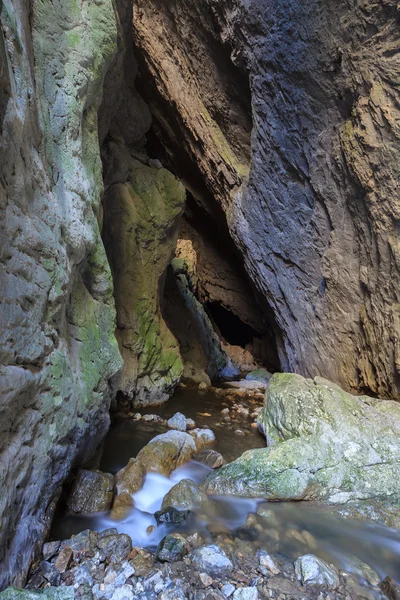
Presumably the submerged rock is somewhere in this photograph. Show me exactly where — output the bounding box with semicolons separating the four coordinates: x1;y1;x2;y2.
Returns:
190;545;233;576
140;431;197;475
294;554;339;588
167;412;187;432
204;374;400;502
66;470;114;515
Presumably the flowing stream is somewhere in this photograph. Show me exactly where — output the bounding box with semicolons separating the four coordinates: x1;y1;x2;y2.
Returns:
52;386;400;586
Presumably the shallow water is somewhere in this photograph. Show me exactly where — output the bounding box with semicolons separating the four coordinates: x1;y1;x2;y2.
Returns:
53;386;400;588
100;387;266;473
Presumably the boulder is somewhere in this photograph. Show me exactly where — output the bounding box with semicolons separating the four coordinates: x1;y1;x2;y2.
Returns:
190;545;233;576
167;412;187;432
139;431;197;476
66;470;114;515
294;554;339;588
203;374;400;503
161;479;214;513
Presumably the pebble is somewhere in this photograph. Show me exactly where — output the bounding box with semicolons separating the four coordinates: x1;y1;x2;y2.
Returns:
258;550;280;575
54;547;73;573
198;382;208;390
133;413;142;421
234;429;245;436
142;414;155;422
233;588;258;600
186;418;196;430
222;583;236;598
294;554;339;588
190;545;233;576
199;572;213;587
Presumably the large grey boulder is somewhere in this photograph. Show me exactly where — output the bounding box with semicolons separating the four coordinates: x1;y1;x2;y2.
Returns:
203;374;400;503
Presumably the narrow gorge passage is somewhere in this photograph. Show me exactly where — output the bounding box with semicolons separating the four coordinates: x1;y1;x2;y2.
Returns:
1;0;400;598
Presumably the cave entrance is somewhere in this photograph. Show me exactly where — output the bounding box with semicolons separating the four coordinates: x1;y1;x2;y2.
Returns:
205;301;256;348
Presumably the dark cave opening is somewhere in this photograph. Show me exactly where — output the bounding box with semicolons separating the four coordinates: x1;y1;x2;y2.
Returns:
205;301;256;348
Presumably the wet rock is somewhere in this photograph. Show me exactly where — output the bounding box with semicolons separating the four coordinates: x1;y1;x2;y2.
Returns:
0;589;74;599
294;554;339;588
139;431;197;476
245;369;272;384
381;576;400;600
194;449;225;469
60;530;99;561
221;584;235;598
232;588;258;600
161;479;214;513
257;550;280;575
154;506;190;526
66;470;114;515
54;547;73;573
190;428;216;451
190;545;233;576
167;412;187;432
156;534;187;562
204;374;400;502
186;418;196;430
27;561;61;588
96;533;132;563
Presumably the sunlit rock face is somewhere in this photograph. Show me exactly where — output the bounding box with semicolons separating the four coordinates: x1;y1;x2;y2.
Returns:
133;0;400;399
0;0;122;587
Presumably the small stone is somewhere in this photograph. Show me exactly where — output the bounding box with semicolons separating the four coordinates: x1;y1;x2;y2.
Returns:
186;418;196;430
43;541;61;561
159;591;188;600
167;412;187;432
190;428;216;450
294;554;339;588
148;158;163;169
193;449;225;469
147;525;155;535
258;550;280;575
251;423;258;429
233;588;258;600
221;408;230;415
142;414;155;421
190;544;233;576
133;413;142;421
54;546;73;573
96;533;132;563
234;430;245;436
199;573;213;587
156;534;187;562
154;506;190;525
222;584;236;598
199;382;208;390
110;585;134;600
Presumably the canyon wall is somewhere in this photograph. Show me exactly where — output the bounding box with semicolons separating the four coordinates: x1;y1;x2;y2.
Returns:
133;0;400;398
0;0;122;587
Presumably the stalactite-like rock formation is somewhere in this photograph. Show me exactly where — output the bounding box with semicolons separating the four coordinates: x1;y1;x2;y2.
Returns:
133;0;400;399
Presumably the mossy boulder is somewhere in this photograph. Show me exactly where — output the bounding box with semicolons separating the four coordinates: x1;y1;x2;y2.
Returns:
203;374;400;502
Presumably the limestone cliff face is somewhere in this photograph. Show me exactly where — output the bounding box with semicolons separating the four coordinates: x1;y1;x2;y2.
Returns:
133;0;400;398
0;0;122;587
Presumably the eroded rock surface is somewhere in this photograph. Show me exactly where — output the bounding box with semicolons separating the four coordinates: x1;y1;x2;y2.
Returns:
133;0;400;399
0;0;122;586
